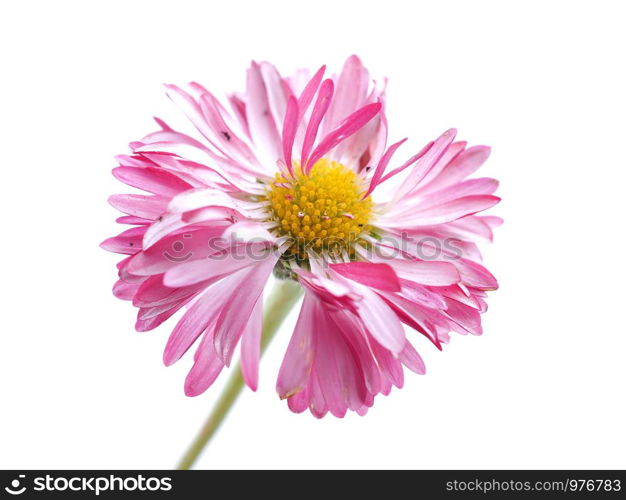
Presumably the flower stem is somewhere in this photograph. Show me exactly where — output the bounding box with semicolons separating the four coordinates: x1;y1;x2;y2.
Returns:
176;279;303;470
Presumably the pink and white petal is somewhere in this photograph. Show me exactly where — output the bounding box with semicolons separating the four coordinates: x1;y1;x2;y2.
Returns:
100;226;146;255
362;138;407;199
399;279;448;309
324;320;368;412
398;341;426;375
301;79;334;168
240;299;263;391
163;292;216;366
330;262;401;292
381;293;443;348
444;298;483;335
166;188;253;216
296;65;326;117
306;102;382;171
382;195;501;228
112;280;140;301
308;372;329;418
112;166;193;197
313;316;349;417
287;387;309;414
390;128;457;203
334;112;382;168
416;178;500;208
480;215;504;231
116;215;152;225
276;293;318;399
259;61;291;132
198;92;261;168
246;62;283;165
164;84;234;160
135;298;189;332
213;252;280;366
221;221;277;244
331;309;382;395
227;94;251;140
453;258;499;290
184;330;225;397
161;272;251;366
322;55;369;134
126;225;229;276
281;96;299;175
344;280;406;353
108;194;168;220
132;275;205;308
142;209;232;251
418;145;491;194
163;242;271;287
369;336;404;388
410;140;467;193
388;259;461;286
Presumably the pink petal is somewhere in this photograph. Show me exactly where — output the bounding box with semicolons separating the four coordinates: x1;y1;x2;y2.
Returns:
454;258;499;290
100;226;146;255
369;336;404;388
389;260;461;286
322;55;369;133
350;282;405;353
330;262;401;292
306;102;382;172
301;79;334;169
281;96;299;176
162;273;248;366
135;299;189;332
308;372;328;418
108;194;168;220
391;128;457;202
415;177;499;208
331;309;381;395
259;61;290;133
287;388;309;414
444;298;483;335
296;65;326;119
411;141;467;193
213;253;279;366
385;195;501;227
198;93;261;167
276;293;317;399
419;145;491;194
313;315;348;417
378;140;433;184
381;294;444;348
163;293;216;366
163;242;271;287
112;166;193;197
132;276;204;308
112;280;139;301
246;62;282;163
184;330;225;397
362;138;407;199
126;225;228;276
116;215;151;225
398;341;426;374
240;299;263;391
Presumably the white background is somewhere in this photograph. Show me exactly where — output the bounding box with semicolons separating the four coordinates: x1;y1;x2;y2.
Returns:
1;0;625;469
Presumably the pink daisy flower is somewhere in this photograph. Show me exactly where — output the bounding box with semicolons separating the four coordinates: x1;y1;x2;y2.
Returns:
102;55;500;418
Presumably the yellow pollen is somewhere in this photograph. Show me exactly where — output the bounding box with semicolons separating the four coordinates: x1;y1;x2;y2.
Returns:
265;159;373;258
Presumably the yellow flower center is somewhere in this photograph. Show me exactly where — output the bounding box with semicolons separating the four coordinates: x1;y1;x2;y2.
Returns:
266;159;373;260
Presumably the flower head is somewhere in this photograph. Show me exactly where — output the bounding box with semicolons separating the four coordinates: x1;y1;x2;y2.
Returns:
102;56;501;417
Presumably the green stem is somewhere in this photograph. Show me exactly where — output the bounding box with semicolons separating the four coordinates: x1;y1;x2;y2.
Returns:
176;279;303;470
